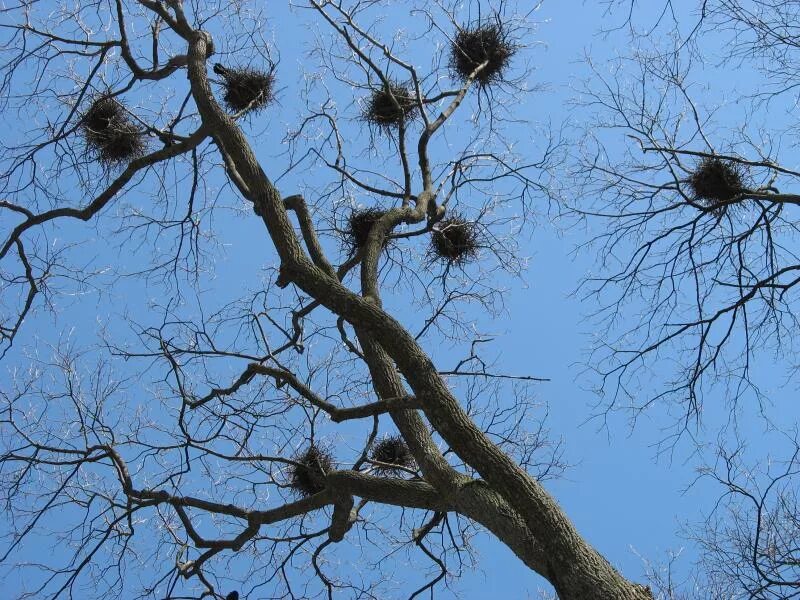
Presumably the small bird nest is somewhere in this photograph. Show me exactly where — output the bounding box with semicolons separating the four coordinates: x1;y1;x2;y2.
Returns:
371;435;415;475
363;82;418;131
429;216;480;265
288;445;333;497
688;157;746;210
346;207;387;251
213;63;276;113
449;21;516;87
81;96;146;164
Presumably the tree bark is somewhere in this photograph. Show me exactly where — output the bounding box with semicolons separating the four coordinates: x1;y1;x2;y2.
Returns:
183;27;653;600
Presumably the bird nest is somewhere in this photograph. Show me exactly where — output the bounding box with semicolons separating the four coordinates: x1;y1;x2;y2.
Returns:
288;445;333;497
688;157;746;211
346;207;387;251
213;63;276;113
81;96;147;165
429;216;480;265
371;435;415;475
449;21;516;87
363;82;418;131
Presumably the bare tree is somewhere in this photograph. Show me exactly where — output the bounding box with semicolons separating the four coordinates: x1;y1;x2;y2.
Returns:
572;0;800;426
690;436;800;599
0;2;655;599
571;0;800;597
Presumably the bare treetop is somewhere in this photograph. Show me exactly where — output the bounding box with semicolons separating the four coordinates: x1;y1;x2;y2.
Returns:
570;2;800;595
0;2;657;600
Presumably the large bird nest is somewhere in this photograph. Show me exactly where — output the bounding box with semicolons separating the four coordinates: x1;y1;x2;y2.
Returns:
362;82;418;131
81;96;147;165
370;435;415;475
449;21;516;87
345;207;387;251
429;216;480;265
688;157;746;211
288;445;333;497
213;63;276;113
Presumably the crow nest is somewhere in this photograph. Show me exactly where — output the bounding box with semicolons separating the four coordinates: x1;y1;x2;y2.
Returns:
429;216;480;265
213;63;276;114
449;20;516;87
688;157;747;212
288;445;334;497
371;435;415;476
345;207;388;252
362;82;418;131
81;96;147;164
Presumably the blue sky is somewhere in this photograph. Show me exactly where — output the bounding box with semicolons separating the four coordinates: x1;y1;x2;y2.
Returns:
4;0;795;598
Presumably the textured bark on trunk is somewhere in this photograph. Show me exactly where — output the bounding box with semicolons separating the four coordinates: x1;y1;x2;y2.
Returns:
184;29;654;600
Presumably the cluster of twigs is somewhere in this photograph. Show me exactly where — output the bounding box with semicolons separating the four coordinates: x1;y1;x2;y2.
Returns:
214;63;276;113
81;96;147;164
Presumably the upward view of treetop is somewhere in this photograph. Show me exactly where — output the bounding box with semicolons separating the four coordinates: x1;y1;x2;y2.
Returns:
2;1;800;599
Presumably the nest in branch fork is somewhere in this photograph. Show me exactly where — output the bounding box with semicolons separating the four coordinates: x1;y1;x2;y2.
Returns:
81;96;147;164
429;216;480;265
449;21;516;87
371;435;415;475
346;207;387;250
688;157;746;210
213;63;275;113
288;445;333;497
363;82;418;130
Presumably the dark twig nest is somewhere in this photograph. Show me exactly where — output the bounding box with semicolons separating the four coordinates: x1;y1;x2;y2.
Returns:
81;96;146;164
363;82;418;131
346;207;387;251
449;21;516;87
371;435;415;475
429;216;480;265
213;63;275;113
688;157;746;211
288;445;333;497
